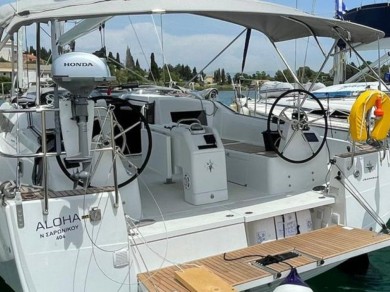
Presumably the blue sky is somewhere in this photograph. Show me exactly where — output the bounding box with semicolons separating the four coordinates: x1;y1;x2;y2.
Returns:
0;0;385;75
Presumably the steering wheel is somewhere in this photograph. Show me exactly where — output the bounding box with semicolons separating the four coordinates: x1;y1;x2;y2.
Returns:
57;96;152;188
92;97;152;187
93;114;128;153
266;89;328;164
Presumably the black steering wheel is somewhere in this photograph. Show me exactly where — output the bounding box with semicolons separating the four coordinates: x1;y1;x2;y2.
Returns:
92;96;152;187
57;96;152;188
266;89;328;164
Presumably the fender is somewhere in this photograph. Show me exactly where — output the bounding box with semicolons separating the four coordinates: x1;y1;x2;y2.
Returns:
349;89;390;142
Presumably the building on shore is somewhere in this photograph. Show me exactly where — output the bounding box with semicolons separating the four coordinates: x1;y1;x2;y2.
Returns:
0;39;52;90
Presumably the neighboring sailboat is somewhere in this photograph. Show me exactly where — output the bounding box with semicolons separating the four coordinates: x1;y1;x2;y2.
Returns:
0;1;390;291
310;1;390;110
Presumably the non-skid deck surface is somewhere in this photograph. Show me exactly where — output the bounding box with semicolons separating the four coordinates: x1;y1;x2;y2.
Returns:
224;142;266;154
138;225;390;291
20;186;114;200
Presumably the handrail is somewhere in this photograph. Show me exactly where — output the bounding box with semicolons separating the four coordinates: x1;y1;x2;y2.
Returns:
0;104;120;214
0;107;60;114
0;105;61;215
0;106;61;159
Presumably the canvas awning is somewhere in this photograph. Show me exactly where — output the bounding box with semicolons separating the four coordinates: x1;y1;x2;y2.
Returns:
0;0;385;46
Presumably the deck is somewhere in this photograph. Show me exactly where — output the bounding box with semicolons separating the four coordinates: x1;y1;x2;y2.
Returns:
138;225;390;291
20;186;114;200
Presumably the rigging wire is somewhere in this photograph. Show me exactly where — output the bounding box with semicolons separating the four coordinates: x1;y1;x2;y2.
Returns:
185;28;247;87
77;145;131;289
107;55;150;84
300;0;317;83
151;14;173;85
127;16;155;84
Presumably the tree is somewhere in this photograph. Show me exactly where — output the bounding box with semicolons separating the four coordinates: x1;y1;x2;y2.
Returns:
29;46;36;55
40;47;52;63
115;52;121;64
149;53;160;81
183;65;192;81
192;67;198;83
214;69;221;84
345;62;359;81
297;66;315;83
226;73;232;85
274;69;294;82
253;71;271;80
125;46;135;69
221;68;226;84
0;76;12;94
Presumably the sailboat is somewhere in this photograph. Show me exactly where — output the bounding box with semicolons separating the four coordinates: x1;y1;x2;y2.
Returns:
310;2;390;110
0;0;390;291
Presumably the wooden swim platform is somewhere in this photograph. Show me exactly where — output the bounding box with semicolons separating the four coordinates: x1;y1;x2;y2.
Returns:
138;225;390;291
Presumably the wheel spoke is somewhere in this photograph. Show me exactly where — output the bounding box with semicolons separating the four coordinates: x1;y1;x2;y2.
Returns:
279;129;298;153
266;89;328;163
300;131;315;155
306;115;326;126
114;121;141;140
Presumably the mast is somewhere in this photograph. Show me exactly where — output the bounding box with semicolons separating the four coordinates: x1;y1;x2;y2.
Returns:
333;0;347;85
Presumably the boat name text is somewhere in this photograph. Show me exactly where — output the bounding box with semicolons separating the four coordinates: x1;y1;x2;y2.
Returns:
36;214;81;240
36;214;81;231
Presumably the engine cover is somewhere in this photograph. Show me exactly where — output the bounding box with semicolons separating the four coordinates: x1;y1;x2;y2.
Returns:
52;52;115;96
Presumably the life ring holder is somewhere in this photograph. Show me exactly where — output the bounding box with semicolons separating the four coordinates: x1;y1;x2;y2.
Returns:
348;89;390;169
349;89;390;142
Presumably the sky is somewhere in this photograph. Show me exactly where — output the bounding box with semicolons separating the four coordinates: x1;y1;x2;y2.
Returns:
0;0;385;76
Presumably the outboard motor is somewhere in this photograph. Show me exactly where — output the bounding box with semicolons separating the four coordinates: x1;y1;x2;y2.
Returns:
52;52;115;185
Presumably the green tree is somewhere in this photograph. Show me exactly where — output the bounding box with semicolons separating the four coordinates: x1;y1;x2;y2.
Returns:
274;69;294;82
29;46;36;55
345;62;360;81
0;76;12;94
149;53;160;81
297;66;315;83
253;71;271;80
214;69;221;84
125;46;135;69
192;67;198;83
226;73;232;85
221;68;226;84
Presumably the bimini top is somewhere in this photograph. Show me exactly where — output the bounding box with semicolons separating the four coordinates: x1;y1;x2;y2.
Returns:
343;3;390;50
0;0;385;46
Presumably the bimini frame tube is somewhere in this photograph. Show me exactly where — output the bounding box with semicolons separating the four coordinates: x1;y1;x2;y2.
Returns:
333;26;390;92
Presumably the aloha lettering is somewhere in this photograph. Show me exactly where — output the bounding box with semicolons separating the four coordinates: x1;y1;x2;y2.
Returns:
36;214;81;231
